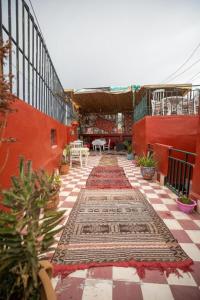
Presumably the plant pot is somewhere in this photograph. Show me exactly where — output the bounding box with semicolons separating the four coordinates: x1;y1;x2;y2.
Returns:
60;164;69;175
140;166;156;180
127;153;133;160
45;192;59;210
176;198;197;214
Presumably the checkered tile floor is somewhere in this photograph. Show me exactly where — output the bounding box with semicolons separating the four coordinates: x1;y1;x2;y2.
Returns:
52;153;200;300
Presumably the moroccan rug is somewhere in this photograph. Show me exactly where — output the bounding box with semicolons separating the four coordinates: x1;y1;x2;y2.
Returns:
89;166;126;177
52;189;193;278
98;155;118;166
86;166;132;189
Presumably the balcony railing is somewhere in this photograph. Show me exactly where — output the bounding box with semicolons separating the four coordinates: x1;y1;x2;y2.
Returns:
134;87;200;122
0;0;71;124
165;148;196;196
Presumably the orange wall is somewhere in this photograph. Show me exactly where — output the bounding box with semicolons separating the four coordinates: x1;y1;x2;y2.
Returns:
133;115;199;156
0;98;71;188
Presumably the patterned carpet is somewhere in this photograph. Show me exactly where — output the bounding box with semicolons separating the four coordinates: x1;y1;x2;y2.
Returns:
98;155;118;166
89;166;126;177
86;157;132;189
52;189;192;278
53;155;200;300
86;173;132;189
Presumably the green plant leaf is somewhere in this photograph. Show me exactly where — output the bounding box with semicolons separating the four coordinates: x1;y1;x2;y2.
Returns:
41;217;65;235
41;236;55;251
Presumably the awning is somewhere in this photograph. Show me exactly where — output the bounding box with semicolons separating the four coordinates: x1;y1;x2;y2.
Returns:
70;86;134;114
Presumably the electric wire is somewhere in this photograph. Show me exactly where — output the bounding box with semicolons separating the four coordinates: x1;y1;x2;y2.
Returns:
188;70;200;82
161;41;200;83
164;57;200;83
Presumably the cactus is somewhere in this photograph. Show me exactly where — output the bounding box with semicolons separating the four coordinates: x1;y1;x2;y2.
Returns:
0;157;65;299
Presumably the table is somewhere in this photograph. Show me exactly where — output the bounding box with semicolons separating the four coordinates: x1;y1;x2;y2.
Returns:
70;140;83;148
92;139;106;151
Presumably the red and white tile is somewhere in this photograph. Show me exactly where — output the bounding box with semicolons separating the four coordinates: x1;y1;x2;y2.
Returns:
52;153;200;300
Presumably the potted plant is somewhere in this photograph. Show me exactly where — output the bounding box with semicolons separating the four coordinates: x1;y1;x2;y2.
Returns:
176;194;197;214
124;140;133;160
59;145;70;175
0;157;65;300
127;144;133;160
137;153;157;180
36;171;61;210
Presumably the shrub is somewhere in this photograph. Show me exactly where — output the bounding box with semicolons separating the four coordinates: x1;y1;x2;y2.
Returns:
137;153;157;167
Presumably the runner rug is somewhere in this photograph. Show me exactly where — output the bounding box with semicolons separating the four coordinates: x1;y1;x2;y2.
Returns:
89;166;126;177
98;155;118;166
52;189;193;278
86;166;132;189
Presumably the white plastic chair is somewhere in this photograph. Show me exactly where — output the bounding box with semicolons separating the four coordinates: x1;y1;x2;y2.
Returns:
69;147;89;168
193;89;200;114
81;148;89;166
103;139;111;151
151;89;165;115
70;148;82;168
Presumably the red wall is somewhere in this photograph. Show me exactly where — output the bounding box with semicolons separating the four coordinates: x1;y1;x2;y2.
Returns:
132;118;146;155
153;143;172;176
133;115;199;156
0;98;71;188
190;115;200;202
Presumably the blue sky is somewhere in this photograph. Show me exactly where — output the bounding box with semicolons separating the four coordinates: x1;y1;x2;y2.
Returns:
32;0;200;89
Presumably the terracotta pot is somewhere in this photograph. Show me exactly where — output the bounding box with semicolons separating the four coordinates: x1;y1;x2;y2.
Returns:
60;164;69;175
45;192;59;210
140;166;155;180
176;199;196;214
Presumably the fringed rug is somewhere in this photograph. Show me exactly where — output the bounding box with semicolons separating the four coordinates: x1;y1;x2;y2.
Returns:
98;155;118;166
52;189;193;278
86;166;132;189
89;166;126;177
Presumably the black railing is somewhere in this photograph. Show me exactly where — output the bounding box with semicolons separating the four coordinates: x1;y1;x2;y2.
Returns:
165;148;196;196
0;0;69;124
134;87;200;122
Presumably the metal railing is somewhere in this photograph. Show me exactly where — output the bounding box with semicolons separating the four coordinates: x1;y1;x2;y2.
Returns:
165;148;196;196
0;0;68;124
134;87;200;122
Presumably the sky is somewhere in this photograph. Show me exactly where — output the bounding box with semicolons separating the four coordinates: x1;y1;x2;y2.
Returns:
31;0;200;89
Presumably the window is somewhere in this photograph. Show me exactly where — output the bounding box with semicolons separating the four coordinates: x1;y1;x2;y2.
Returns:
50;129;57;146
